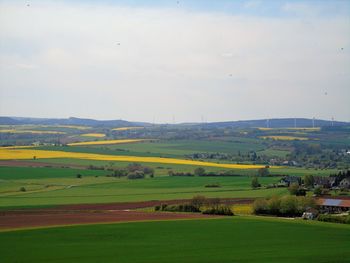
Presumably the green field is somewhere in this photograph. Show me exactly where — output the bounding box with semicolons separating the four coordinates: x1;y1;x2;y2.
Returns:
1;217;349;263
0;167;286;207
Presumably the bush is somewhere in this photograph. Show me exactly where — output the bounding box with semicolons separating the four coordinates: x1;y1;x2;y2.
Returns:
157;204;200;213
76;174;82;179
279;196;299;216
168;171;194;177
253;199;268;214
204;183;221;188
127;171;145;179
288;183;306;196
202;205;234;216
190;195;207;210
194;167;206;176
317;214;350;224
19;187;26;192
251;177;260;189
257;167;270;177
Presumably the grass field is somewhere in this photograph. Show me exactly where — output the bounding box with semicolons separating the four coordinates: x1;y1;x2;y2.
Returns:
0;167;286;207
1;217;349;263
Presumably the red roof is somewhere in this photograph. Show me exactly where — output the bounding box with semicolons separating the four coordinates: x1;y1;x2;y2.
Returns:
317;198;350;208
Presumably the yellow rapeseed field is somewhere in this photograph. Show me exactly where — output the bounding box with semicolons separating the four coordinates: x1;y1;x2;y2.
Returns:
112;127;144;131
80;133;106;138
260;135;309;141
48;125;91;130
0;129;66;134
67;139;145;146
231;204;253;215
0;148;269;169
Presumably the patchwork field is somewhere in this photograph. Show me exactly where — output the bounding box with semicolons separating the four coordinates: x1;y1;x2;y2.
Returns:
0;166;286;207
1;217;349;263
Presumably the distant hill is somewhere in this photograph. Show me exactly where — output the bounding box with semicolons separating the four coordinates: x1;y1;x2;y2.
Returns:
0;117;150;127
0;117;348;128
199;118;349;128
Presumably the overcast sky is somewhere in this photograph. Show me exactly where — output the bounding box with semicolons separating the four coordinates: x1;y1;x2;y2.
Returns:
0;0;349;123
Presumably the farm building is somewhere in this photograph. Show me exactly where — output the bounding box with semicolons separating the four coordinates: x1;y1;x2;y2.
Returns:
313;176;336;188
317;197;350;213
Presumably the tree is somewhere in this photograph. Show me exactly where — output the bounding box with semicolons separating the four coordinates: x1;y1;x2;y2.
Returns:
190;195;206;210
314;186;322;196
194;167;206;176
304;174;314;188
279;195;299;216
76;174;82;179
253;199;268;214
267;196;281;215
251;177;260;189
257;167;269;177
288;183;300;195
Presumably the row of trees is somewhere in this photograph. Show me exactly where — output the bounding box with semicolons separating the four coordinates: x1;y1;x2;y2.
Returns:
253;196;316;217
155;195;233;216
170;167;270;178
107;163;154;179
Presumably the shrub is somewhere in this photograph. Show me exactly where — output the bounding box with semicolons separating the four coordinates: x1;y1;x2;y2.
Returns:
267;196;281;215
157;204;200;213
314;186;322;196
76;174;82;179
190;195;207;210
288;183;306;196
251;177;260;189
168;171;194;177
279;196;299;216
253;196;317;217
194;167;206;176
204;183;221;188
127;171;145;179
19;187;26;192
113;169;128;178
253;199;268;214
317;214;350;224
202;205;234;216
257;167;270;177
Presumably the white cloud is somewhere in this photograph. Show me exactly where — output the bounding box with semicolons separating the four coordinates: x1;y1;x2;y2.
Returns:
0;1;349;122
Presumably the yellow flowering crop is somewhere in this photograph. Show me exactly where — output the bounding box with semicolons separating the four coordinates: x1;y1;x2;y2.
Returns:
67;139;145;146
80;133;106;138
0;148;269;169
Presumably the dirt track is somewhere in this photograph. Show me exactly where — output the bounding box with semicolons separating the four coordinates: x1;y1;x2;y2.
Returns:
0;198;253;230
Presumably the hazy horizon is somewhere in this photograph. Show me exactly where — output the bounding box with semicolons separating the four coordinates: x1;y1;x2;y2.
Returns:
1;0;349;122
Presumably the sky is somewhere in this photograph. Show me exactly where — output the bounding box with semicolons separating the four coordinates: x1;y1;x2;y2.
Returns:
0;0;349;123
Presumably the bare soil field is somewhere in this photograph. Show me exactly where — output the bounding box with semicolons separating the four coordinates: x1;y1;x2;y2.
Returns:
0;199;253;230
0;160;86;169
0;210;216;230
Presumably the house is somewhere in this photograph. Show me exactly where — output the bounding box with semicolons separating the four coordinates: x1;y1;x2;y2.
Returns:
313;176;336;188
317;197;350;213
339;178;350;189
280;176;301;186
